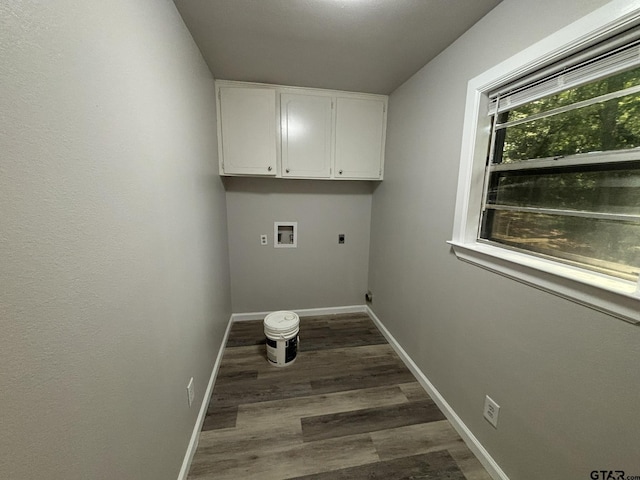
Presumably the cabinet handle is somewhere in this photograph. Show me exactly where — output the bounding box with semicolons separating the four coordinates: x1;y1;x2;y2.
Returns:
267;166;272;171
339;170;343;175
286;169;290;173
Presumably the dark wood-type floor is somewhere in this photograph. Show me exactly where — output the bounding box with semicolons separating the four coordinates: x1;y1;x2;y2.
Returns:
187;312;492;480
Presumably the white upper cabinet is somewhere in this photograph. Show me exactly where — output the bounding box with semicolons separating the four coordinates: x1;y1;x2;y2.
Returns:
218;86;276;176
216;81;387;180
334;97;386;179
281;93;333;178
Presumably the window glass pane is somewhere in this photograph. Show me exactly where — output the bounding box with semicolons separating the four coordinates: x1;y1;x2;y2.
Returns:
501;91;640;162
505;64;640;122
488;165;640;214
483;210;640;280
484;53;640;281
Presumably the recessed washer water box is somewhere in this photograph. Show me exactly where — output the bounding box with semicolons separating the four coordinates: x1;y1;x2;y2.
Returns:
264;311;299;367
274;222;297;248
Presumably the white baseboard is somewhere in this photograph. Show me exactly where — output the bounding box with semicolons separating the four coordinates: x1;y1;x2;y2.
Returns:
177;314;234;480
231;304;368;322
365;306;509;480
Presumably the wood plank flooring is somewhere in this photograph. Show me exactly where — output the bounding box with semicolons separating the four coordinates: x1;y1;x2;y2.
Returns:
187;312;492;480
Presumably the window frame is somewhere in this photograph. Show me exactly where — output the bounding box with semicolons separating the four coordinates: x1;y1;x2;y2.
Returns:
449;0;640;325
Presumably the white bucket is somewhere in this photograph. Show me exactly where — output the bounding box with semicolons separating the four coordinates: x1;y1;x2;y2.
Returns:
264;310;299;367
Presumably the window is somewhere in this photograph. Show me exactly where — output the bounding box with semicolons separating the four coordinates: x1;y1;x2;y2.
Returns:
482;42;640;281
450;2;640;324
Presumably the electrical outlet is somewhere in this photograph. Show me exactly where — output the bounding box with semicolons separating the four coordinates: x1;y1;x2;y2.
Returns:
338;234;345;244
187;377;195;407
260;234;268;245
483;395;500;428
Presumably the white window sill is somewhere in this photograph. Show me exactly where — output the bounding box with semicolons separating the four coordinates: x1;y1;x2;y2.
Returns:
447;240;640;325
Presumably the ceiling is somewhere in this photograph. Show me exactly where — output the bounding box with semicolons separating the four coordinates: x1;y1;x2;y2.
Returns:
173;0;502;95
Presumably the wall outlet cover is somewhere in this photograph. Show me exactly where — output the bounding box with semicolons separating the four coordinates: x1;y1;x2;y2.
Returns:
187;377;195;407
260;234;268;245
483;395;500;428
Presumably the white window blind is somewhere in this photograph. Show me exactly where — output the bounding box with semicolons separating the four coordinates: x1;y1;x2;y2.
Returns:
488;28;640;115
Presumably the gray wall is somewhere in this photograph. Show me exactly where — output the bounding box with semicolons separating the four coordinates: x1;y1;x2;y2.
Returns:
225;178;373;313
0;1;231;479
369;1;640;479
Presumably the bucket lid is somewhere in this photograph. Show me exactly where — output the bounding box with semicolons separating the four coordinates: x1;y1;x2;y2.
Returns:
264;310;299;332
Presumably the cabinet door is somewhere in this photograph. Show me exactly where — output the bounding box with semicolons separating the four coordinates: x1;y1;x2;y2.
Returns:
334;97;386;179
281;93;332;178
218;87;276;176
